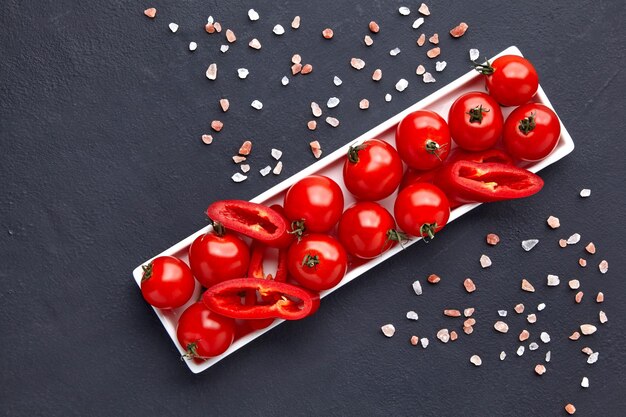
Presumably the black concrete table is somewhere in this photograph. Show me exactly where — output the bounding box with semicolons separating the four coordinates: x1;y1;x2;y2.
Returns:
2;1;625;415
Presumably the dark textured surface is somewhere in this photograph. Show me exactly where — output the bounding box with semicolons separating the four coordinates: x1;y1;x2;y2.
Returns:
1;0;625;415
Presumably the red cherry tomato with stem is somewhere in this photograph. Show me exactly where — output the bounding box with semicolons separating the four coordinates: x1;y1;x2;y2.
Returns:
394;183;450;240
473;55;539;107
396;110;451;170
176;302;236;359
287;234;348;291
337;202;406;259
188;223;250;288
141;256;195;309
503;103;560;161
342;139;403;201
284;175;344;236
448;92;504;151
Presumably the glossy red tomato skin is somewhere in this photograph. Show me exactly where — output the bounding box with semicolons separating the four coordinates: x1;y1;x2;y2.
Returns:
337;202;398;259
396;110;451;170
394;183;450;238
283;175;344;233
188;231;250;288
343;139;403;201
485;56;539;107
503;103;561;161
176;302;236;359
287;234;348;291
448;92;504;151
141;256;195;309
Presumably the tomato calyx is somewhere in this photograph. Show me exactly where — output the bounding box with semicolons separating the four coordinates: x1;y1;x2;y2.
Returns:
302;254;320;268
425;140;446;161
385;229;410;249
288;219;306;240
419;223;438;243
347;144;367;164
518;112;537;135
210;221;226;237
467;105;489;123
140;262;153;282
472;58;495;75
182;342;210;361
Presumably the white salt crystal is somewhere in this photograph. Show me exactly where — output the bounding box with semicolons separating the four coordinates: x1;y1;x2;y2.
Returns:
327;97;340;108
238;68;250;79
522;239;539;251
567;233;581;244
231;173;247;182
547;274;560;286
248;9;259;21
395;79;409;92
422;72;436;83
271;148;282;160
412;17;424;29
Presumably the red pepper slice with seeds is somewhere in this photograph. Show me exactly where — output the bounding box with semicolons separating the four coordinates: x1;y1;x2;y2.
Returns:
400;148;513;191
203;278;320;321
207;200;292;248
435;160;544;207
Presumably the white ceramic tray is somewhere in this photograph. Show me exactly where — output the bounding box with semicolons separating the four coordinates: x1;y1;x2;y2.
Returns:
133;46;575;373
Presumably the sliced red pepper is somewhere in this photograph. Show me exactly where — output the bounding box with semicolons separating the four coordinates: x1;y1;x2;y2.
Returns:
435;160;544;206
400;148;513;191
207;200;292;248
203;278;320;321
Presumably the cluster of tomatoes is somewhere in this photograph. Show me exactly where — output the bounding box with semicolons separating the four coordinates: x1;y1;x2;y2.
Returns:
139;54;561;361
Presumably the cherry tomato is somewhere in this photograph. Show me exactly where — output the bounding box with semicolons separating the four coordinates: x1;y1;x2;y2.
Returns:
396;110;451;170
140;256;195;309
448;92;504;151
503;103;560;161
188;224;250;288
343;139;403;201
176;302;235;359
283;175;344;235
394;183;450;240
287;234;348;291
337;202;404;259
475;55;539;107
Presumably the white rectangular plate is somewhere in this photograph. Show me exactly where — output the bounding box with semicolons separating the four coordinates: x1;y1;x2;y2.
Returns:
133;46;575;373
